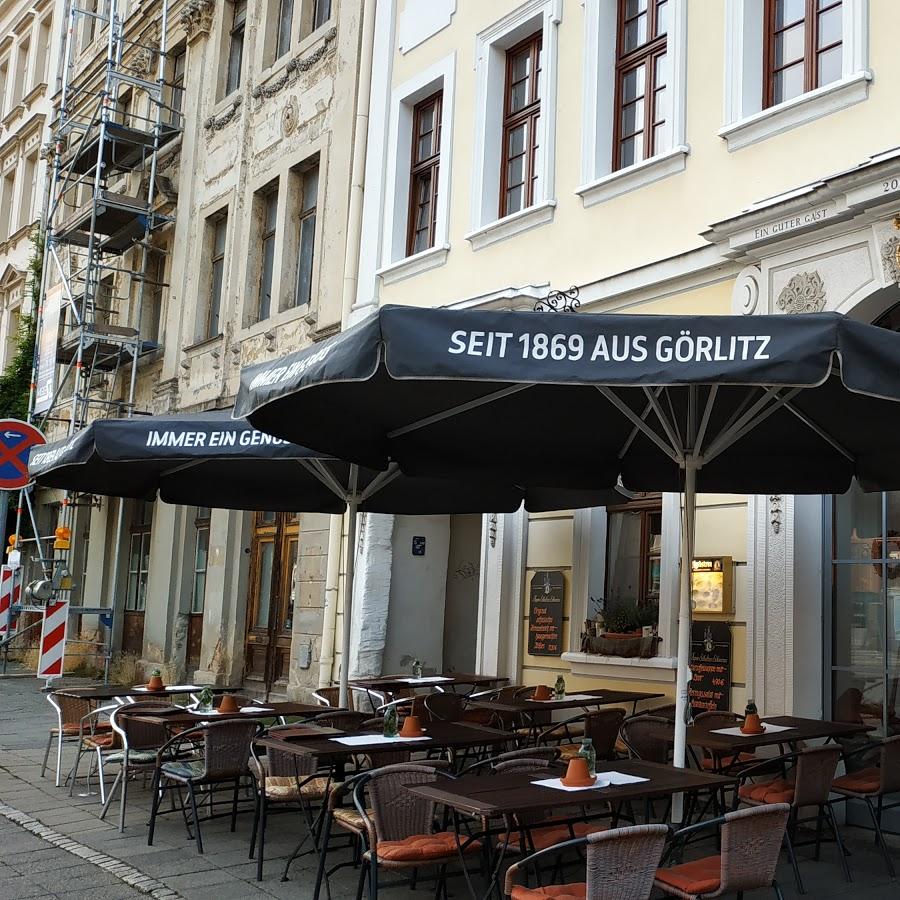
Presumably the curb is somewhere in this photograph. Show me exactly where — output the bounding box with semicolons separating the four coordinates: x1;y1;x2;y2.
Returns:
0;801;185;899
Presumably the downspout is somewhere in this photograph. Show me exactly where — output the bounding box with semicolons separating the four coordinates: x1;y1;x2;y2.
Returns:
340;0;376;328
317;513;342;687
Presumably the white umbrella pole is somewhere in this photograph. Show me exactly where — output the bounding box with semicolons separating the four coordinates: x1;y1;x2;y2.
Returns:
672;457;697;822
338;465;360;710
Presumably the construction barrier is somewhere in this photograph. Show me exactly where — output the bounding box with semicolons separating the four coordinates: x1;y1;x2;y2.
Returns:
0;565;20;638
36;598;69;679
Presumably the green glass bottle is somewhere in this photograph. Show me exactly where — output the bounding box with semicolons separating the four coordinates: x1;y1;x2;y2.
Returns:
383;703;399;738
554;674;566;699
577;737;596;776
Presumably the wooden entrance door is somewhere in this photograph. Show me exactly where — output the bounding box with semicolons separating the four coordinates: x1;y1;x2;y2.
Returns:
122;501;153;655
244;512;299;697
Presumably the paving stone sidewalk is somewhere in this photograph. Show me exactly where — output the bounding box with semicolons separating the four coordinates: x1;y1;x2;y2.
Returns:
1;675;897;899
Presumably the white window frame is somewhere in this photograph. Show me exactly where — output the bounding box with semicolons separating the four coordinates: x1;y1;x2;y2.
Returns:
465;0;561;251
577;0;689;208
720;0;871;151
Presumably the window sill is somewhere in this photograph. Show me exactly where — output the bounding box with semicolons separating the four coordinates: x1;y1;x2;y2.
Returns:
377;244;450;285
236;304;312;342
465;200;556;251
576;146;689;208
561;651;678;684
183;333;224;355
719;71;873;151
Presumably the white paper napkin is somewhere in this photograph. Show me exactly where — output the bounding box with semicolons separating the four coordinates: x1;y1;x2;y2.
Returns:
532;693;599;703
188;709;221;715
531;777;600;792
709;723;796;736
240;706;275;714
330;734;431;746
532;770;650;792
395;676;454;684
167;685;202;691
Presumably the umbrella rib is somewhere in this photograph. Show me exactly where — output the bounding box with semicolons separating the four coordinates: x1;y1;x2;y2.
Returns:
298;458;349;501
359;463;402;503
782;401;855;461
643;387;682;455
703;387;803;466
618;388;663;458
386;384;532;439
695;385;718;456
596;386;681;463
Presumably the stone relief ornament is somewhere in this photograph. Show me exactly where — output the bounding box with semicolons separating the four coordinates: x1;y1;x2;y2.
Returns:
281;97;298;136
881;235;900;284
776;271;826;314
251;27;338;103
204;95;242;132
735;266;761;316
769;495;783;534
181;0;215;42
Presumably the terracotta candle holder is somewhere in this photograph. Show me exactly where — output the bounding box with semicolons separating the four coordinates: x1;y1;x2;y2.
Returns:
561;756;596;787
399;715;424;737
533;684;552;701
740;712;764;734
218;694;239;713
147;674;164;691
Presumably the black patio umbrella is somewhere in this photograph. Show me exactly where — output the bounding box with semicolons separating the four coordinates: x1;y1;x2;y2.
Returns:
234;305;900;783
29;409;623;704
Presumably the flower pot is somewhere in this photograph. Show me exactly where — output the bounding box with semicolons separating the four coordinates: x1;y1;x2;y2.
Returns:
218;694;239;713
532;684;552;701
561;756;596;788
603;631;642;640
741;713;764;734
399;715;424;738
147;675;164;691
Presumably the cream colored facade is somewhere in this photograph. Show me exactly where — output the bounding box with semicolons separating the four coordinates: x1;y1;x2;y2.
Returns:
350;0;900;728
22;0;367;698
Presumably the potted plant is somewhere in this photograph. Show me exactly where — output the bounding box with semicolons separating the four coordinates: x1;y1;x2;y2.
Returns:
603;601;642;639
147;668;164;691
197;686;214;713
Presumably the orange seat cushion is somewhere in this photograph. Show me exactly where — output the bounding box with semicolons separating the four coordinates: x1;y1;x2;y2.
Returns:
738;777;795;804
655;855;721;895
461;709;494;726
504;822;605;853
57;722;112;736
701;752;756;771
511;884;587;899
83;734;116;749
374;831;481;863
832;767;881;795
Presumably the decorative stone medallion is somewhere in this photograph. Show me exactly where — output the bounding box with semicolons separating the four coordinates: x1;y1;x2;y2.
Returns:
776;271;826;314
281;97;298;136
881;235;900;284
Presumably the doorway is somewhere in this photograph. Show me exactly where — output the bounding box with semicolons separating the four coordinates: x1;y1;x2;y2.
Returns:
442;514;483;673
244;511;298;698
122;500;153;655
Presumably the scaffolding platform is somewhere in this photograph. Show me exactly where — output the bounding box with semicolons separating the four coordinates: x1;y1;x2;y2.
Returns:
61;121;177;175
55;190;150;250
57;323;141;371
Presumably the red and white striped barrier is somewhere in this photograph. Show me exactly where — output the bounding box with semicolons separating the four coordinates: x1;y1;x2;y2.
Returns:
0;565;20;639
37;598;69;680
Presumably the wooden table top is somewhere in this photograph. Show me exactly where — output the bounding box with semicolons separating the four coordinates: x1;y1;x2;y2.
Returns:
256;720;514;760
350;673;509;692
126;701;320;728
687;715;872;754
407;760;734;817
472;689;665;714
54;684;243;702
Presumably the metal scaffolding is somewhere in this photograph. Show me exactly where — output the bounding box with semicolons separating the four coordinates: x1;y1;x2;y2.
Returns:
2;0;179;677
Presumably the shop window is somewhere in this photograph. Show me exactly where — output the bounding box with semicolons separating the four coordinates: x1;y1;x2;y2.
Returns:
605;497;662;625
191;508;210;614
225;0;247;97
126;501;153;612
500;33;542;218
764;0;843;108
407;91;442;256
294;162;318;308
256;185;279;322
206;211;228;337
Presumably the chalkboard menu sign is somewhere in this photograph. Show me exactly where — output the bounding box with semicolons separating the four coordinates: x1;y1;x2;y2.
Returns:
689;621;732;714
528;571;564;656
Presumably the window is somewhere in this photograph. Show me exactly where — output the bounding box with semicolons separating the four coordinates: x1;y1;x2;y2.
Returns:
170;47;186;127
0;57;9;118
207;213;227;337
20;151;38;230
126;502;153;612
13;38;29;105
191;508;210;614
407;92;442;256
313;0;332;30
500;33;542;218
764;0;842;108
295;164;318;308
605;497;662;618
141;245;166;345
257;187;278;321
613;0;668;171
35;17;52;87
0;169;16;240
225;0;247;96
276;0;295;59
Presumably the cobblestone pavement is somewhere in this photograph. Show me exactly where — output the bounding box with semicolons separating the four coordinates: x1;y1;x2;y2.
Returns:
1;675;897;899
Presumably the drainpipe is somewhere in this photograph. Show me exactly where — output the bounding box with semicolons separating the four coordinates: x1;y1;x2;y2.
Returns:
340;0;376;328
318;513;343;687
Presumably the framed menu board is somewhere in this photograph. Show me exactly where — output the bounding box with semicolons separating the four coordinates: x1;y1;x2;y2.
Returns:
689;621;732;714
528;570;564;656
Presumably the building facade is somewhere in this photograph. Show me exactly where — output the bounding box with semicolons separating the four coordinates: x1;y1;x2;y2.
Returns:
23;0;368;699
348;0;900;785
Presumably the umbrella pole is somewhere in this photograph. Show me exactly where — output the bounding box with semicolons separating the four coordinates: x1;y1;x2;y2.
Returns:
672;456;697;821
338;465;359;710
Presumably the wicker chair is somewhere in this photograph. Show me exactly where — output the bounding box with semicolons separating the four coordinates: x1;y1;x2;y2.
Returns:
621;715;673;764
654;803;791;899
99;700;180;832
542;708;626;762
148;718;260;854
424;690;465;721
40;692;112;787
305;709;373;731
737;744;847;893
461;745;561;776
830;734;900;878
249;735;331;881
311;685;354;709
353;763;482;898
504;823;668;900
67;702;120;802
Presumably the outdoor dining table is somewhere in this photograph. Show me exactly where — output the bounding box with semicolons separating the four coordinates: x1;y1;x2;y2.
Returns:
123;700;322;729
407;760;736;900
686;714;874;773
53;683;244;702
349;673;510;710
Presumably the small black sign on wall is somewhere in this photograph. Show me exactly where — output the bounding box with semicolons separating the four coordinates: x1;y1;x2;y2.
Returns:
528;570;565;657
689;621;732;714
411;536;426;556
